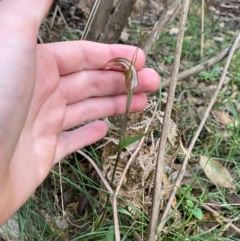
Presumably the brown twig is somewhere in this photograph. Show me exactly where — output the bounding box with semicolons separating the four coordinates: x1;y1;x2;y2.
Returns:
141;0;181;55
200;203;240;234
200;0;205;58
147;1;190;240
157;31;240;233
161;42;240;88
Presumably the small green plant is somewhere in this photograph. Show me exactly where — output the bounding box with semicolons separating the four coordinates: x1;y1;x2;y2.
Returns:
163;55;174;65
199;66;221;81
179;185;203;221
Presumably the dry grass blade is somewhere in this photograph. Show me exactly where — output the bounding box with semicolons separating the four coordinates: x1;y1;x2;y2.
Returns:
58;161;65;216
81;0;101;40
158;31;240;232
76;150;121;241
147;1;190;240
50;5;69;30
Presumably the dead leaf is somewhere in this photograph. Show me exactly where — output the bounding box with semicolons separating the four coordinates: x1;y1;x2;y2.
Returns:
212;110;233;126
55;215;69;230
169;27;179;35
199;155;236;189
162;171;176;208
213;36;224;42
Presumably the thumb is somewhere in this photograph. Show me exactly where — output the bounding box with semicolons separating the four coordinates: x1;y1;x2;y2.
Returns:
0;0;53;49
0;0;53;163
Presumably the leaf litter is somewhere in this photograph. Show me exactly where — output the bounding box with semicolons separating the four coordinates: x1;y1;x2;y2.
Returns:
199;155;236;189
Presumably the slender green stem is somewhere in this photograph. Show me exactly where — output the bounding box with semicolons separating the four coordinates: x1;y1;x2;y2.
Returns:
119;90;133;145
99;89;133;231
110;90;133;184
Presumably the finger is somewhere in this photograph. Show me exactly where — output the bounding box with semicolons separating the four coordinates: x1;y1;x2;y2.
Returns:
62;94;147;130
44;41;146;75
55;121;108;162
60;68;160;105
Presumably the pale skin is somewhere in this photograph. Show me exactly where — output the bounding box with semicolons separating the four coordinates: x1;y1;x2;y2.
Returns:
0;0;159;225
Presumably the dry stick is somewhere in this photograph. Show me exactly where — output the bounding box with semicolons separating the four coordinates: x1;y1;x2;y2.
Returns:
141;0;181;55
81;0;101;40
76;150;121;241
200;0;205;58
147;1;190;240
157;32;240;233
57;5;69;29
161;42;240;88
50;4;58;29
50;5;69;30
200;203;240;234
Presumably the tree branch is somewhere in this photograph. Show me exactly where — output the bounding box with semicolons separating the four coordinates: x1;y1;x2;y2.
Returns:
99;0;137;43
161;42;240;88
141;0;181;55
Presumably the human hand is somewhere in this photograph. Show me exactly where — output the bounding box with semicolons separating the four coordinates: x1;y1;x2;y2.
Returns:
0;0;159;225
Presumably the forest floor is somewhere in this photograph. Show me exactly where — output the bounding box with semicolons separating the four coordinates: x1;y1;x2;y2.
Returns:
1;0;240;240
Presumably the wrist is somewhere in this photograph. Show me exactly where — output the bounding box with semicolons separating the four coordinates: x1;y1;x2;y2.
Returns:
0;177;15;226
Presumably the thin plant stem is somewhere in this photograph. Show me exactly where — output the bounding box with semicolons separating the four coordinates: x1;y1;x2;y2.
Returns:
100;56;138;239
110;90;133;184
147;1;190;240
200;0;205;58
114;103;159;195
